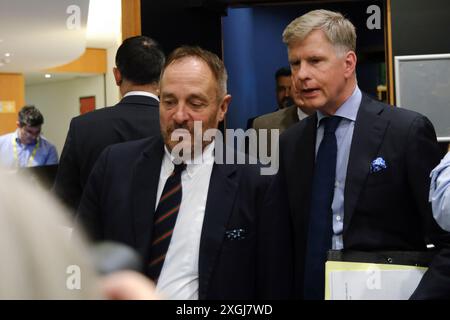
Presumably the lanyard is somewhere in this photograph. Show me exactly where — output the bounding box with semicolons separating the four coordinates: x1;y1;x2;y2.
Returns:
12;136;40;167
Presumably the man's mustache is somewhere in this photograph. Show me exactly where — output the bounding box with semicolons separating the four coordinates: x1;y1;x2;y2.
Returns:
167;123;192;132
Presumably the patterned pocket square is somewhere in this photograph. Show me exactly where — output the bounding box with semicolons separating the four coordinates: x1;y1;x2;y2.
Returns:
225;228;246;240
370;157;387;173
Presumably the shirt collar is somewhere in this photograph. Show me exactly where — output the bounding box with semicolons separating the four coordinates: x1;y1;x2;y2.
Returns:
14;129;20;143
123;91;159;102
297;107;309;121
162;140;215;178
316;85;362;127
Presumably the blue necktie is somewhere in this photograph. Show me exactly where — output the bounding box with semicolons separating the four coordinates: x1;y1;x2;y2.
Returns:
303;116;342;300
148;163;186;282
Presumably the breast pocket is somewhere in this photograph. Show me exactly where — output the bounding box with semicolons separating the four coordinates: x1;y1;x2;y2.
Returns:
365;168;393;187
221;227;254;253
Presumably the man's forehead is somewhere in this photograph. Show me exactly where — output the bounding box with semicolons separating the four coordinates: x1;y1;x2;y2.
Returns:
288;31;333;53
23;125;41;131
165;56;210;74
163;58;213;82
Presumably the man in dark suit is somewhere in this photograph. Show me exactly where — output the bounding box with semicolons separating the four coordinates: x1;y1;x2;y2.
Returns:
252;84;314;157
77;46;293;299
279;9;450;299
53;36;165;213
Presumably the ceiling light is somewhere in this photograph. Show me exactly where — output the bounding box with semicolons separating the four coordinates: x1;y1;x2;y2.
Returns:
4;53;10;57
45;74;52;79
87;0;122;45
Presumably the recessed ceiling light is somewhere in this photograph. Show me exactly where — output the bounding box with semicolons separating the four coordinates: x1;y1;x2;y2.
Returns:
4;53;10;57
45;74;52;79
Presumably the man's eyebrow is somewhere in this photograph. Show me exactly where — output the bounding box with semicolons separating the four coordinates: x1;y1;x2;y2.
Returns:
188;93;209;101
160;92;176;98
308;55;324;60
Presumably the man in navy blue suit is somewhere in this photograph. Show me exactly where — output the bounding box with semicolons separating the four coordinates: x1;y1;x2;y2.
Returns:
77;46;293;300
54;36;165;214
278;9;450;299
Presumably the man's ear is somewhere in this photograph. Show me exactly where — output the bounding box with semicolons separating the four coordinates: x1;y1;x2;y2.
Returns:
217;94;232;122
344;51;357;78
113;67;122;86
16;121;21;129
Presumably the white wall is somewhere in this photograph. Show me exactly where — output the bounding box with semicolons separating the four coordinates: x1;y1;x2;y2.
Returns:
105;43;121;106
25;75;105;156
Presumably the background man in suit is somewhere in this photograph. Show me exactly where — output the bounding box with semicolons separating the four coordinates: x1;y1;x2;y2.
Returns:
77;46;293;300
53;36;165;213
279;9;450;299
246;67;297;130
253;82;314;133
252;77;314;157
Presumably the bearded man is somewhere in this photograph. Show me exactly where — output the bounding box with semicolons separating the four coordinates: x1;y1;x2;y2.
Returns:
77;46;293;300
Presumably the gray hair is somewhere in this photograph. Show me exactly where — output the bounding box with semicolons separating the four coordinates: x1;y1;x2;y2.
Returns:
162;46;228;101
282;9;356;55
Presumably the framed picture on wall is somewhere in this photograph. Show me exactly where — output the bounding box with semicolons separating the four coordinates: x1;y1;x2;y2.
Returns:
79;96;96;115
395;53;450;141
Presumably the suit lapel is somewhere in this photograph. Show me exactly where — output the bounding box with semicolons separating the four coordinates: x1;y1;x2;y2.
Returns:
281;106;300;130
344;95;389;235
198;162;238;299
288;115;317;234
131;137;164;258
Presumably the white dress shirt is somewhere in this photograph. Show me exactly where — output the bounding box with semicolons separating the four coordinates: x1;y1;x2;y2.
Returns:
155;141;215;300
315;86;362;250
123;90;159;101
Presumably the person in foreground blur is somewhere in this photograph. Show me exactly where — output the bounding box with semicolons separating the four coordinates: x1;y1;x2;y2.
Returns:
0;167;160;300
101;271;161;300
430;152;450;231
0;105;58;168
279;9;450;299
0;168;98;299
53;36;165;214
77;46;293;300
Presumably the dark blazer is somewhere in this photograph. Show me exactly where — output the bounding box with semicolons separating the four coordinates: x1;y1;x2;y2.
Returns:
77;136;293;300
54;95;160;212
279;93;450;299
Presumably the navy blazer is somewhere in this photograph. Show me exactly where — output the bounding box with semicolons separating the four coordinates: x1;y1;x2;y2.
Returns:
279;94;450;299
54;95;160;212
77;136;294;299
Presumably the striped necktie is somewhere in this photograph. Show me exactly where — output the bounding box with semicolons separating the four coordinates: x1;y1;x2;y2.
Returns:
148;163;186;281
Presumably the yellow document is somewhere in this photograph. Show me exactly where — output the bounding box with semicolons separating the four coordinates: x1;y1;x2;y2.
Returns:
325;261;427;300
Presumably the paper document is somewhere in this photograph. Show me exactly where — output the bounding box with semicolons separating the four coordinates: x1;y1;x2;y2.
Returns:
325;261;427;300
